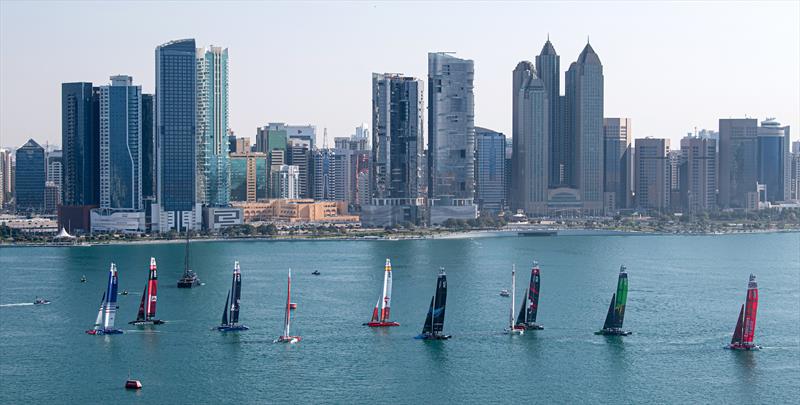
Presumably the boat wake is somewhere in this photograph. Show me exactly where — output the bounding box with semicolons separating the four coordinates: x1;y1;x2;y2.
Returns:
0;303;35;307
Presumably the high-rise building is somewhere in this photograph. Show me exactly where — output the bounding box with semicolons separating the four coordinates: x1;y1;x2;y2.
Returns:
271;165;300;199
513;68;549;214
287;138;312;198
680;135;717;212
61;82;99;207
353;123;370;147
756;119;790;202
14;139;45;213
718;118;758;209
256;123;316;152
141;94;155;199
635;138;670;211
790;141;800;201
46;149;63;210
475;127;507;213
0;149;11;208
603;118;632;211
565;43;604;213
668;150;683;210
536;39;562;187
153;38;201;232
427;52;478;223
44;182;60;213
512;61;534;197
197;45;230;207
371;73;424;200
312;149;350;202
229;152;268;202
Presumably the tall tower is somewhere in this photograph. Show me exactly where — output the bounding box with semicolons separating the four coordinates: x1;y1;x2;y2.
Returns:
512;61;534;208
536;38;562;187
635;138;671;211
603;118;632;210
61;82;99;207
718;118;758;209
197;45;230;207
566;43;604;213
154;38;199;232
514;68;549;214
14;139;46;213
371;73;424;200
427;52;476;204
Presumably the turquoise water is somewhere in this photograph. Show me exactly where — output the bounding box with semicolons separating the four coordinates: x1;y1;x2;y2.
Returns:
1;233;798;403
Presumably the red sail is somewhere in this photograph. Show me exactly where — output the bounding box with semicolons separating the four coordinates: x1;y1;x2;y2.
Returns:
146;258;158;319
742;274;758;344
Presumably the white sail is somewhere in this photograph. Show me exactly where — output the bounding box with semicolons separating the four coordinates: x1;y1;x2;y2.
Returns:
380;258;392;321
283;268;292;337
510;265;516;329
93;296;104;330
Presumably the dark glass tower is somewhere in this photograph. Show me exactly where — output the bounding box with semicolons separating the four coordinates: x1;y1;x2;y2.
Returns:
14;139;46;212
155;39;197;215
536;39;562;187
61;82;99;206
141;94;155;199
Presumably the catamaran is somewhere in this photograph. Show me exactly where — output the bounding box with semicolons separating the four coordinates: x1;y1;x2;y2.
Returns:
364;258;400;327
515;261;544;330
415;268;451;340
505;265;524;335
177;231;200;288
217;261;248;332
727;274;760;350
275;269;301;343
130;257;164;325
86;263;123;335
595;265;631;336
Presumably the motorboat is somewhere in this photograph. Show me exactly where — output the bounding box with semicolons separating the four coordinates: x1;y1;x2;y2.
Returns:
499;289;510;297
34;297;50;305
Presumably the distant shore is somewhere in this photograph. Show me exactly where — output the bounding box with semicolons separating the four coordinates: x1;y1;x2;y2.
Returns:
2;226;798;248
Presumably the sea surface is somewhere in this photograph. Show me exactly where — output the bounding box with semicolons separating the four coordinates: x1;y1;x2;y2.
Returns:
1;233;799;403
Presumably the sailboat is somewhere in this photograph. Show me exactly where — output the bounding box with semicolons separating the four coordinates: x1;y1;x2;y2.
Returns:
515;261;544;330
275;269;301;343
415;268;451;340
505;265;524;335
364;258;400;327
129;257;164;325
217;261;248;332
86;263;123;335
177;231;200;288
595;265;631;336
727;274;760;350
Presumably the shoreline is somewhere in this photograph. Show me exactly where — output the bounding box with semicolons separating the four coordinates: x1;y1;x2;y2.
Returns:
1;227;797;248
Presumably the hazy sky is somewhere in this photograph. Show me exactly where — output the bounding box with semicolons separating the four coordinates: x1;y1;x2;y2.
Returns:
1;1;798;149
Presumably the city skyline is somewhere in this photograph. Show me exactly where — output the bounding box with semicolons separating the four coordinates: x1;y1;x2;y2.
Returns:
2;2;798;148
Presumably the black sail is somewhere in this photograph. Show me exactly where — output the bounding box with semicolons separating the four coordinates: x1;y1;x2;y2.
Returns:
221;291;230;326
602;293;617;330
731;304;745;345
421;297;435;335
516;290;529;325
529;271;540;322
136;284;147;321
230;271;242;324
432;272;447;334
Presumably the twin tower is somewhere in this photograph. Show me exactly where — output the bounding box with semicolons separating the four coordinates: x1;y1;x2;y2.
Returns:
512;39;605;215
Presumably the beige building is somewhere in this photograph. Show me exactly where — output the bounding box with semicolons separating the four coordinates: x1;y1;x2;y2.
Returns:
231;199;359;224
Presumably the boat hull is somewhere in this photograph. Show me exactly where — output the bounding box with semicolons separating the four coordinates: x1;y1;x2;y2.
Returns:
85;328;124;335
595;328;632;336
217;325;249;332
726;343;761;351
177;278;199;288
364;321;400;327
415;333;452;340
516;323;544;330
125;380;142;389
129;319;165;326
275;335;302;344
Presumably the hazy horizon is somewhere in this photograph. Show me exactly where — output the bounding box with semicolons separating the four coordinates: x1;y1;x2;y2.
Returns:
1;1;798;149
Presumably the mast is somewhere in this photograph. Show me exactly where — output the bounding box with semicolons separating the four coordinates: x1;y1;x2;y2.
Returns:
381;258;392;322
510;265;516;330
613;266;628;329
742;274;758;344
230;261;241;325
103;263;119;329
283;269;292;337
183;230;190;277
146;257;158;320
530;262;540;323
432;268;447;335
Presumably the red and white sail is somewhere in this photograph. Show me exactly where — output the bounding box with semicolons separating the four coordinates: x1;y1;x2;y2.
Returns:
742;274;758;345
371;259;393;322
146;257;158;319
283;268;293;338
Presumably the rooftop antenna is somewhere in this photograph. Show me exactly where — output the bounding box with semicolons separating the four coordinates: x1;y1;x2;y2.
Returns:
587;35;590;44
323;127;328;149
547;33;550;41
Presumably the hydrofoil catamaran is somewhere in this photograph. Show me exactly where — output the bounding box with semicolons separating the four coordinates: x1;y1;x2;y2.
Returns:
86;263;123;335
415;268;451;340
505;265;524;335
130;258;164;325
595;265;631;336
726;274;760;351
217;261;248;332
515;261;544;330
275;269;301;343
364;258;400;327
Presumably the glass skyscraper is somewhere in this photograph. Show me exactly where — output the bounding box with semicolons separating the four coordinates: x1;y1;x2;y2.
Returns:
514;68;549;214
536;39;563;188
757;119;790;202
475;127;507;213
197;45;230;207
230;152;267;202
371;73;424;200
566;43;604;213
61;82;99;206
719;118;758;209
603;118;633;210
141;93;155;199
427;52;475;204
155;39;198;230
14;139;45;212
98;75;142;211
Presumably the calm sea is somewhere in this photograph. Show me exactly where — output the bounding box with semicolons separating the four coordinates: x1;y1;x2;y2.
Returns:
1;233;798;403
